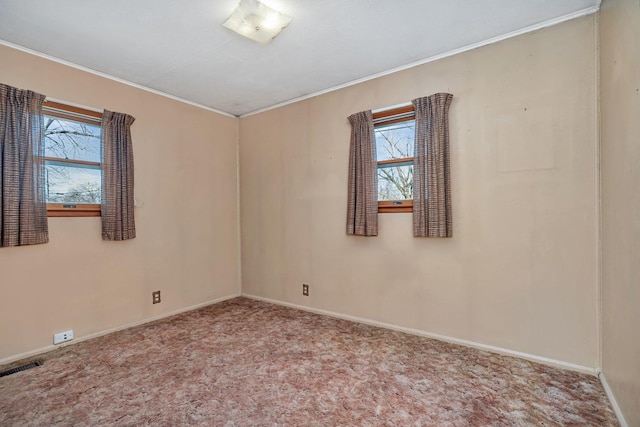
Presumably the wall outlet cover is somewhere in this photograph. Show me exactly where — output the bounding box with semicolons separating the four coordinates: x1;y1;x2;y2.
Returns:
53;330;74;345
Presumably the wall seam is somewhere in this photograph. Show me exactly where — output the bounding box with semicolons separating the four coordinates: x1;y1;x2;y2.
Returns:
594;10;603;372
236;117;243;295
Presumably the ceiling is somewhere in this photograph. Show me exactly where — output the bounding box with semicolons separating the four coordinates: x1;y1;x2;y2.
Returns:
0;0;599;117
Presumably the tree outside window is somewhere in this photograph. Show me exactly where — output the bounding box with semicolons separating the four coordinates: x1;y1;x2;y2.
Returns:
373;105;415;213
43;101;103;217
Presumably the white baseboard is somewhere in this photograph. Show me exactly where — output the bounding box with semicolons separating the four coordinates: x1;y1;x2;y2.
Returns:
0;293;240;366
2;291;598;378
242;293;597;376
598;371;629;427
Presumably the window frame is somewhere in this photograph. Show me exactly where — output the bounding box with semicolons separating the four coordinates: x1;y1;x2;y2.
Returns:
373;105;415;213
43;101;103;218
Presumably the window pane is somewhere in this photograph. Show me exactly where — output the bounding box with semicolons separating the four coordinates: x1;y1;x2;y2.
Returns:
44;116;101;162
378;163;413;201
45;162;101;204
375;120;415;161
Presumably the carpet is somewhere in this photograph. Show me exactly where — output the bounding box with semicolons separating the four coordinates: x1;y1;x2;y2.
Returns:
0;297;618;426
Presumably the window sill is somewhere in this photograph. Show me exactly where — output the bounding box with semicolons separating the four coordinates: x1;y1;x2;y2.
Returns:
47;204;101;217
378;200;413;213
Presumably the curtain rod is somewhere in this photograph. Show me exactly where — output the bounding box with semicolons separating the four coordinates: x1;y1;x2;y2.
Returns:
371;101;411;114
45;97;102;114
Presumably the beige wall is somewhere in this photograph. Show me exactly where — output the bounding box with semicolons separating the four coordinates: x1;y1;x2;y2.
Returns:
240;16;599;367
0;45;240;361
600;0;640;424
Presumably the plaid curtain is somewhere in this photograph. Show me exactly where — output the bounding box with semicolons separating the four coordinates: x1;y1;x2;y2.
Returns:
101;110;136;241
0;83;48;247
412;93;453;237
346;110;378;236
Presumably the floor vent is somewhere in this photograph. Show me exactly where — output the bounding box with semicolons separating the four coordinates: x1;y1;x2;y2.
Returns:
0;361;42;378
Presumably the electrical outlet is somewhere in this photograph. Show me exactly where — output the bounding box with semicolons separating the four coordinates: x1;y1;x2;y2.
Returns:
53;330;74;345
302;284;309;296
152;290;161;304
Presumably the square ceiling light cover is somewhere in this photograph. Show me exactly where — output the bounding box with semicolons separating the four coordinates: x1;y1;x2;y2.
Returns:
223;0;293;44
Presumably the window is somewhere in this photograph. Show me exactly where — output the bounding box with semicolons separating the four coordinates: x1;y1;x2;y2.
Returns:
373;105;415;213
43;101;103;217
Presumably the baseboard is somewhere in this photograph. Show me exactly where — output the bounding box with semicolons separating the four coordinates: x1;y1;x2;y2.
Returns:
242;294;597;376
0;293;241;366
598;371;629;427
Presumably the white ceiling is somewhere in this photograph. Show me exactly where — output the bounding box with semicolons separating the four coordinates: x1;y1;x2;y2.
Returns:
0;0;599;117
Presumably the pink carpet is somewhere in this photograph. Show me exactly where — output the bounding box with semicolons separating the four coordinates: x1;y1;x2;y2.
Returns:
0;297;618;426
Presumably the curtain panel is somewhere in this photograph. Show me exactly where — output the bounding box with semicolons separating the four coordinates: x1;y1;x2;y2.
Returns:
101;110;136;241
0;83;48;247
412;93;453;237
346;110;378;236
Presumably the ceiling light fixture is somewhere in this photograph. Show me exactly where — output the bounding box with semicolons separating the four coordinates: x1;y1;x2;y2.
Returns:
223;0;292;44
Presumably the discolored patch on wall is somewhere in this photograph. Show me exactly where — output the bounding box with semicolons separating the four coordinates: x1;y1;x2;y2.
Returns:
485;99;569;173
